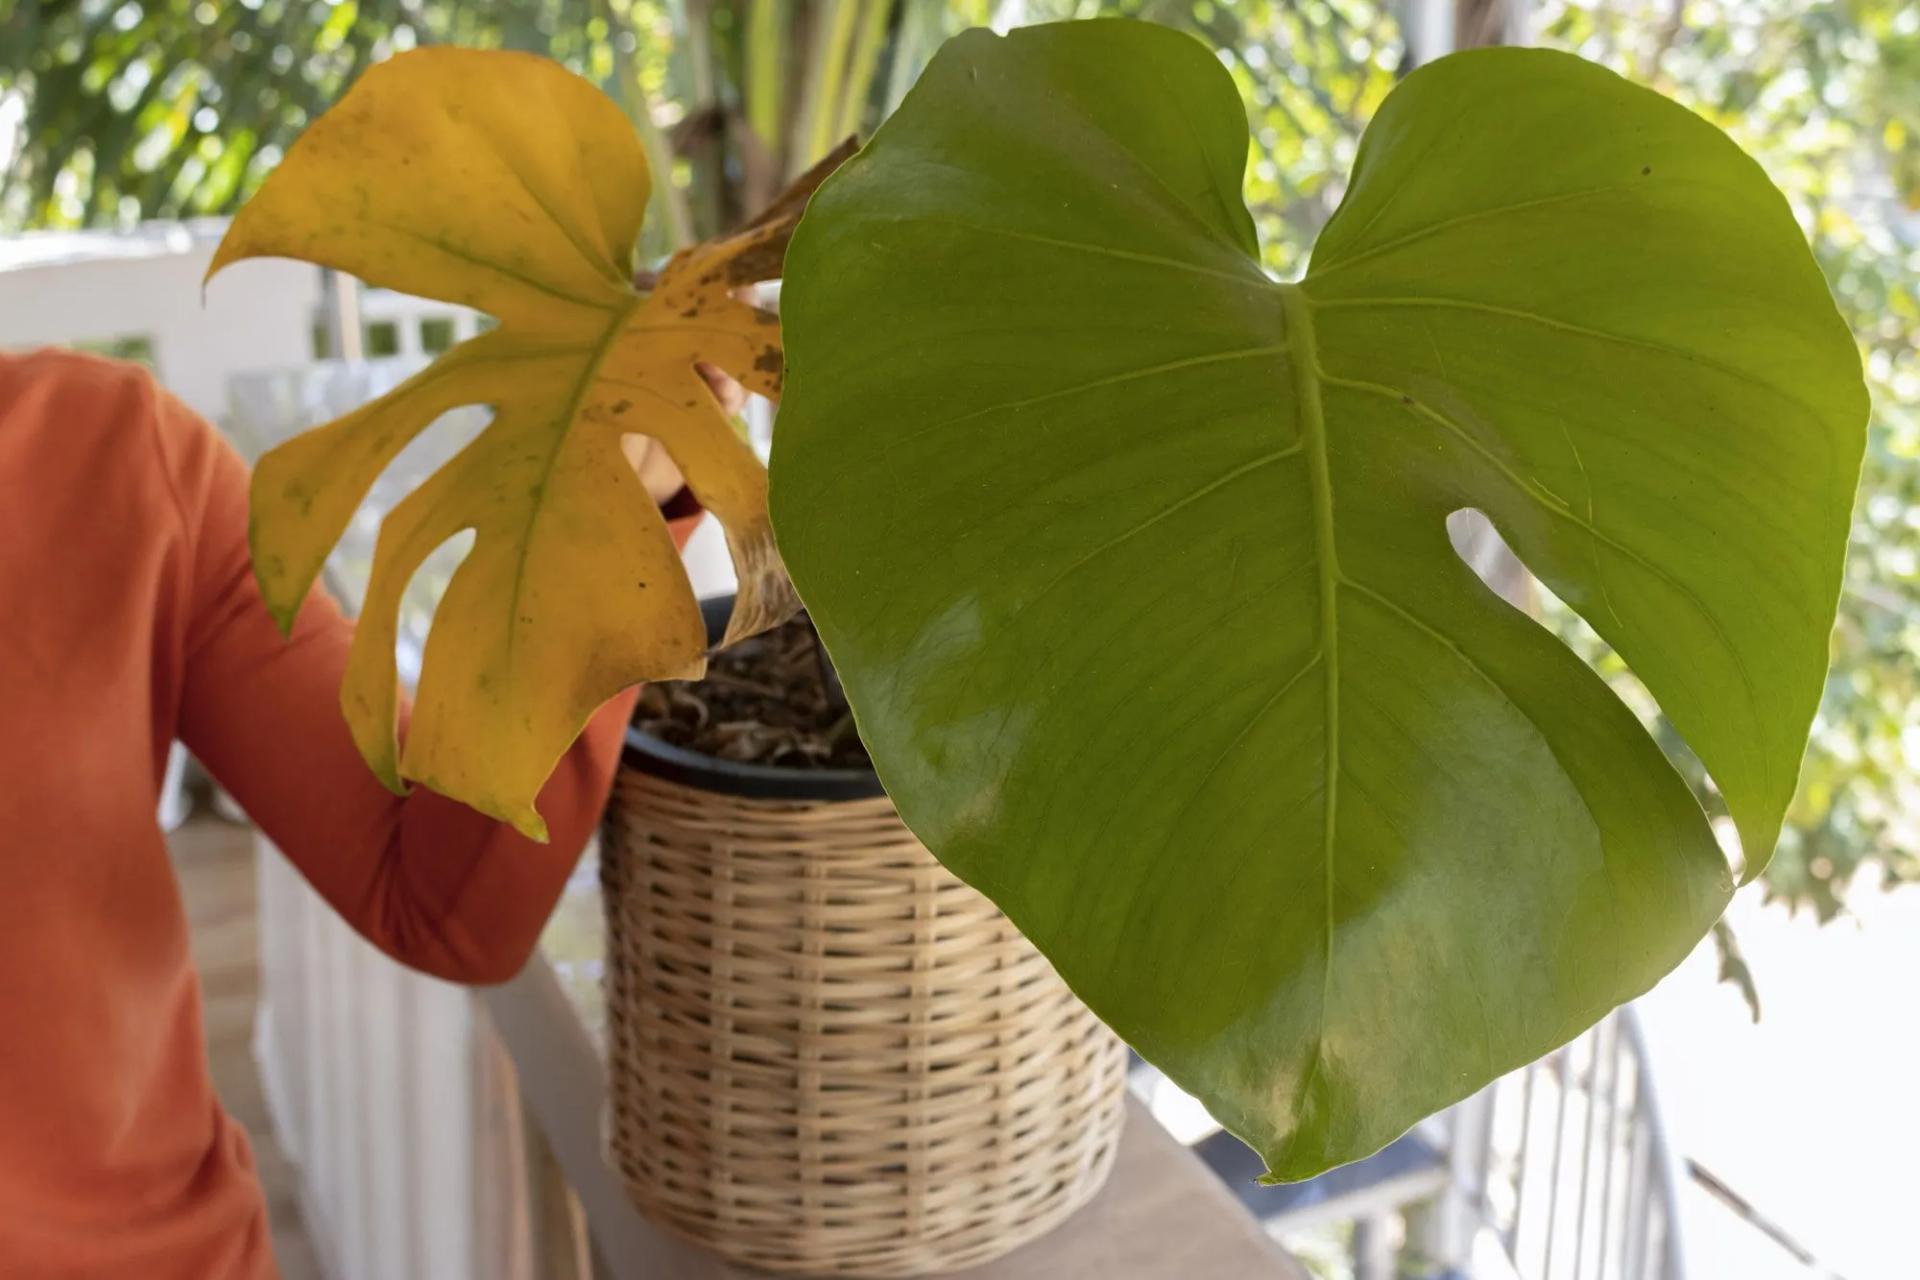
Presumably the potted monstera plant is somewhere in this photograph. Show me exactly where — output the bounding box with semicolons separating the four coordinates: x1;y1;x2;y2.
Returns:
211;14;1866;1276
208;43;1131;1280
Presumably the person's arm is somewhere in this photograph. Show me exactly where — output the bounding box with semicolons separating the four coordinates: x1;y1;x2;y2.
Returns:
164;386;701;984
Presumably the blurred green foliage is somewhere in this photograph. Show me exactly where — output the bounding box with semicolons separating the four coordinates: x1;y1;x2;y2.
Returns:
0;2;663;228
0;1;985;252
1;0;1912;918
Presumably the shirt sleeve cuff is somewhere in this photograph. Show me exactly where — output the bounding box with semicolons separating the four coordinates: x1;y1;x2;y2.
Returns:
659;485;702;523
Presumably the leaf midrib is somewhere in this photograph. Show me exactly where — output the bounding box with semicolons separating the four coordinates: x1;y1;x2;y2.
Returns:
501;293;646;673
1278;281;1338;1154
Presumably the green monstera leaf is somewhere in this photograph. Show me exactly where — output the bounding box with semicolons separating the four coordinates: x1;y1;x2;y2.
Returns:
772;19;1866;1180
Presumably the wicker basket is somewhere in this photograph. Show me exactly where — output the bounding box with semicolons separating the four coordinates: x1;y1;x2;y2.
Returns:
600;758;1130;1277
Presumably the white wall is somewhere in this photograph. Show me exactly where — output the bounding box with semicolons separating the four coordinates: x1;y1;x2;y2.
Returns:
0;223;322;422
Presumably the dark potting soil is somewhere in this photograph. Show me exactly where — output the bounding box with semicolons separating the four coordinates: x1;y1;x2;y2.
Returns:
633;615;871;771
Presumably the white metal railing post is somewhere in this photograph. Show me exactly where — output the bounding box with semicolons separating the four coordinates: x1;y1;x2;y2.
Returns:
1620;1009;1690;1280
1412;1085;1495;1270
1462;1006;1691;1280
1402;0;1457;64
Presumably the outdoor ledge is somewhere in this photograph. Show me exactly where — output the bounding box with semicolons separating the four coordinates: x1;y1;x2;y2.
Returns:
481;845;1308;1279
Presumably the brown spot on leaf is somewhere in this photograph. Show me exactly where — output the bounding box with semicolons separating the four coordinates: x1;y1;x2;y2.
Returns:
724;241;785;283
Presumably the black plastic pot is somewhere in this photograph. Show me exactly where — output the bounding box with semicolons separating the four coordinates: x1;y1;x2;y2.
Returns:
620;594;884;802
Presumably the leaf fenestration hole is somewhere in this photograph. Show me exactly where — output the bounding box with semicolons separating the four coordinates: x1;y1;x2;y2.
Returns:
395;528;477;690
621;429;739;600
1445;508;1745;880
330;399;488;687
1446;508;1535;610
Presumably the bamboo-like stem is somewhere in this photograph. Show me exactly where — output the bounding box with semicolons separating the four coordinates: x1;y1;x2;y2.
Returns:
833;0;894;144
678;0;725;235
882;0;935;113
681;0;716;107
788;0;859;178
744;0;788;154
635;110;697;251
602;0;694;250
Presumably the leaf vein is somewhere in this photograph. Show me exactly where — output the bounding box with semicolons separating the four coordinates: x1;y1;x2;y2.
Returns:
1010;445;1304;626
909;216;1277;290
463;104;621;282
363;215;619;313
1308;181;1704;283
887;343;1292;450
1307;293;1827;427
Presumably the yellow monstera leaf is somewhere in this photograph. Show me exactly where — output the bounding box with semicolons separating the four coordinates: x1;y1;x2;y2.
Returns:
210;47;814;839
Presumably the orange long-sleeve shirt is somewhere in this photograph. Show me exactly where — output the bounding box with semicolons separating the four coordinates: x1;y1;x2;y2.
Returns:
0;348;684;1277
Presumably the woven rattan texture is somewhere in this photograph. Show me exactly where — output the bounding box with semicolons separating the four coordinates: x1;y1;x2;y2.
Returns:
601;766;1130;1277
